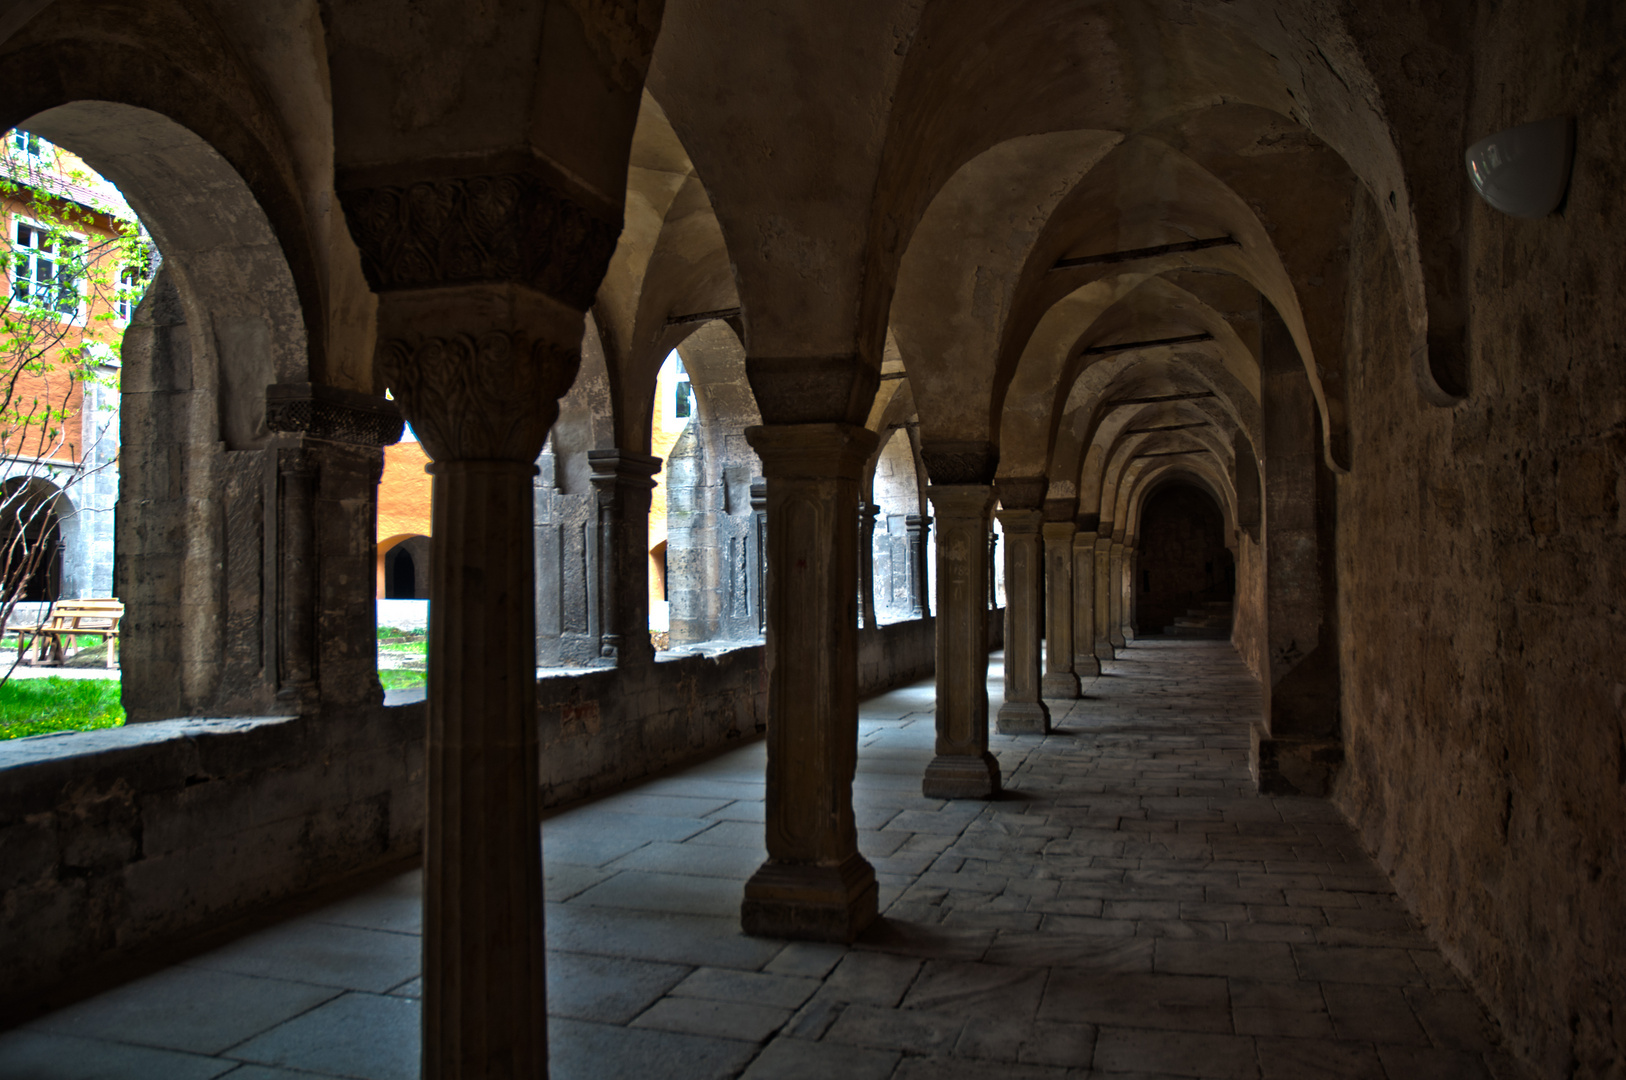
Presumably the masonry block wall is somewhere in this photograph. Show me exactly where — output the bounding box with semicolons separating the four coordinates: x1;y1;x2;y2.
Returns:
0;703;425;1022
1332;5;1626;1072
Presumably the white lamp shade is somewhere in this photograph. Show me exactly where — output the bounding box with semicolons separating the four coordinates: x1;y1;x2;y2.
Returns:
1465;117;1575;219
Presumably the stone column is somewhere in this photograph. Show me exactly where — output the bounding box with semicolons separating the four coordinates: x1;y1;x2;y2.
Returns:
341;166;617;1080
994;507;1047;735
588;450;661;668
987;530;1000;610
750;477;767;635
1093;534;1115;661
1122;544;1139;641
1254;300;1343;795
1108;540;1127;649
905;513;930;617
1041;511;1081;700
925;484;1001;797
1071;526;1101;677
859;502;880;630
741;423;879;942
266;382;406;715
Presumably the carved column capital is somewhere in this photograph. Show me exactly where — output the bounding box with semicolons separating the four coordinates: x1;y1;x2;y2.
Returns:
338;166;620;311
994;476;1047;511
746;423;878;481
587;449;662;496
994;507;1043;535
378;330;579;463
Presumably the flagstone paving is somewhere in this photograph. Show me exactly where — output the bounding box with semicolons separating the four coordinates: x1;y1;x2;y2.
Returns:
0;639;1528;1079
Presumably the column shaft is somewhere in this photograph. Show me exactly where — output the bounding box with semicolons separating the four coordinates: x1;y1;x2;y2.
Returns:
424;461;546;1079
924;484;1001;797
1072;529;1101;676
1108;541;1127;649
859;502;879;630
1093;535;1115;661
995;509;1048;734
1041;520;1081;699
741;424;878;942
1122;545;1139;641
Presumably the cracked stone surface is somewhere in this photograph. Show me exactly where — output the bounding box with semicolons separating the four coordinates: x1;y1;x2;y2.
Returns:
0;640;1527;1079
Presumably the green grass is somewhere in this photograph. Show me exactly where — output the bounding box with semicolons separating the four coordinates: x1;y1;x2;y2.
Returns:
0;677;124;740
379;669;426;690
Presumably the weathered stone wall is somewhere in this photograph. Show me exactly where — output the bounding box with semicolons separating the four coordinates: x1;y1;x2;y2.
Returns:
1332;7;1626;1073
0;702;425;1023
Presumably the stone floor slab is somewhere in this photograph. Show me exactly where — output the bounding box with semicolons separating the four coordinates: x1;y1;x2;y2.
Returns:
223;992;418;1080
25;966;339;1056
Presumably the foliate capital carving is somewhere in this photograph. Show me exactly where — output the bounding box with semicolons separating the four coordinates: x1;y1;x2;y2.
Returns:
379;331;580;462
339;171;620;310
995;476;1047;511
921;441;998;486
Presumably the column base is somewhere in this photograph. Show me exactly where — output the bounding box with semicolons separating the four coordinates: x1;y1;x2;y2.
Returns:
996;700;1050;735
1073;654;1102;677
923;751;1002;799
1250;721;1345;796
1041;672;1081;700
741;853;878;942
1109;632;1127;648
1095;642;1115;662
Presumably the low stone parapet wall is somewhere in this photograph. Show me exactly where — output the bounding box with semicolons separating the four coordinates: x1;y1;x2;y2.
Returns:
0;614;959;1019
0;702;425;1024
538;613;959;808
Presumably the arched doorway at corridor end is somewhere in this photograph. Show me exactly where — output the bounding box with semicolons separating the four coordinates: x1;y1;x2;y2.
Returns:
1136;482;1234;636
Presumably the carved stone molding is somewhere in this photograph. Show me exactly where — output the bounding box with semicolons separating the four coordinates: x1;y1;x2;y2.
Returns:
339;172;620;310
564;0;665;91
746;357;878;427
379;331;580;462
921;440;998;486
994;476;1047;511
266;383;405;447
745;423;878;481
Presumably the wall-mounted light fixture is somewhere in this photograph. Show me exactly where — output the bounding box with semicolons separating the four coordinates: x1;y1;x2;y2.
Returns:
1465;117;1575;218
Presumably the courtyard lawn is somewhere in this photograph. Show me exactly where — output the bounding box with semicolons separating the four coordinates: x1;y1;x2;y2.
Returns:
0;677;124;740
378;626;427;690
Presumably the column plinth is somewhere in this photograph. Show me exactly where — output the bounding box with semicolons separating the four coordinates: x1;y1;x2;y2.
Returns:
1071;529;1101;677
995;508;1048;735
926;484;1001;798
741;423;878;942
1041;519;1081;700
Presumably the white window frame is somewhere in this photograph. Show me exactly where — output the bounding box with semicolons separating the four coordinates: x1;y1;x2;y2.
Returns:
11;215;87;324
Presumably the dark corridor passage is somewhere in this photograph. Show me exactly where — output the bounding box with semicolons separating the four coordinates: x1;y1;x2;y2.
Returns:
1136;484;1233;634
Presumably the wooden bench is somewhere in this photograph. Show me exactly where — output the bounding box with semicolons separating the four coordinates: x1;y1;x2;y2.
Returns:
14;598;125;669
